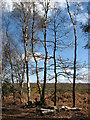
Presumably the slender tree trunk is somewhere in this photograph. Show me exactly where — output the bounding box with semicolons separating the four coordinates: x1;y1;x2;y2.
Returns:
41;18;47;104
9;44;16;104
66;0;77;107
10;59;16;104
54;26;57;106
19;63;25;103
16;69;19;88
0;34;3;84
23;26;31;104
6;31;16;104
32;50;42;100
73;25;77;107
26;61;31;104
0;34;4;101
31;3;42;101
41;1;50;104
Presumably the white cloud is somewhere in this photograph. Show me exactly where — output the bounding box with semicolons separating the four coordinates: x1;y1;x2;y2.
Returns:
59;75;88;83
59;76;67;83
3;0;13;11
65;68;73;74
77;67;88;74
22;51;44;62
69;0;89;2
79;5;84;10
59;1;66;9
3;0;67;12
59;67;88;83
51;0;66;9
77;79;88;83
68;11;88;24
77;13;88;24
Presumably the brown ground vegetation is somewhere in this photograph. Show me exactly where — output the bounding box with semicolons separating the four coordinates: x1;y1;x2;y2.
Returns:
2;83;89;120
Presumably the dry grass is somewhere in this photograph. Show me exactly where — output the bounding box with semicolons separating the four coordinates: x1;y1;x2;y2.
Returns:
2;83;89;120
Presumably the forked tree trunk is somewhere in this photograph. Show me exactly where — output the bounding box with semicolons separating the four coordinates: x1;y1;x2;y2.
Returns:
32;50;42;100
41;23;47;104
31;3;42;101
41;1;50;104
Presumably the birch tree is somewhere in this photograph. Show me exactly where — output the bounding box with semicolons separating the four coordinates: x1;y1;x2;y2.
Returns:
12;2;32;104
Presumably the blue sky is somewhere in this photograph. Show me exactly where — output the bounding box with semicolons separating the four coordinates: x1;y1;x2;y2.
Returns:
30;1;88;83
1;0;89;83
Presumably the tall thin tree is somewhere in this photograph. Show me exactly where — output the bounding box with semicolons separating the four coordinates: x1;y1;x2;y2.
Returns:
31;2;42;101
5;22;16;104
66;0;77;107
13;2;33;104
39;0;50;104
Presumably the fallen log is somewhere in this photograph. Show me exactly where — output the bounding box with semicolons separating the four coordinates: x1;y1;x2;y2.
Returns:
41;108;55;114
60;106;82;111
36;106;58;115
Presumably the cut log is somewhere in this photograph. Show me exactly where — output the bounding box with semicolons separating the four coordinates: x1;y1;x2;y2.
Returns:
41;109;55;114
36;106;58;115
60;106;82;111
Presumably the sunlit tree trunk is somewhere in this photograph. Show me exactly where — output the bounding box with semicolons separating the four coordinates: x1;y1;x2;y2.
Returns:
13;2;31;104
23;26;31;104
